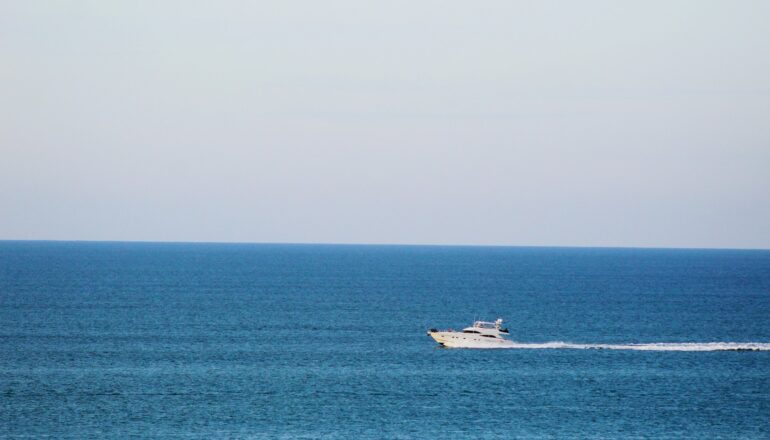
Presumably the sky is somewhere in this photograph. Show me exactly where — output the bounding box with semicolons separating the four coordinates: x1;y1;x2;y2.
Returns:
1;1;769;248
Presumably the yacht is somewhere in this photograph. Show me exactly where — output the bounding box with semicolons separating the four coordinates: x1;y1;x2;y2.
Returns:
427;318;515;348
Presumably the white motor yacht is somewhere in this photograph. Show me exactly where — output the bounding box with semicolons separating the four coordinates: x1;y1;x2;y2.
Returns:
427;318;515;348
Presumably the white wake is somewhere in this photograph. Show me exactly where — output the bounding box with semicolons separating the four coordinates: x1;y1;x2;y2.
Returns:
504;342;770;351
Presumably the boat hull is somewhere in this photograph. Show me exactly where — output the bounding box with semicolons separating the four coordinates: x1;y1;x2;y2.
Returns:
428;331;515;348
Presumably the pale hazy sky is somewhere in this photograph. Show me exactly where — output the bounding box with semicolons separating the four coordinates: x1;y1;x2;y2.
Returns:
1;1;769;248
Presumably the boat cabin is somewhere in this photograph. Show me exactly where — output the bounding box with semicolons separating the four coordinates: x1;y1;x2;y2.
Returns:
460;318;509;337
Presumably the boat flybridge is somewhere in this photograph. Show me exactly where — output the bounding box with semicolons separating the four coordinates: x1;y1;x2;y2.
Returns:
427;318;515;348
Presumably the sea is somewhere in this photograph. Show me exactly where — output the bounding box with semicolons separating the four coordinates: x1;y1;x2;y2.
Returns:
1;241;769;439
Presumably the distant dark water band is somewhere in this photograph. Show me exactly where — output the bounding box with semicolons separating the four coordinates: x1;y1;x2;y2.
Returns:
495;342;770;351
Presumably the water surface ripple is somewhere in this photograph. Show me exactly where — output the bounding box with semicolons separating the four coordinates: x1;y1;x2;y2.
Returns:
1;242;769;439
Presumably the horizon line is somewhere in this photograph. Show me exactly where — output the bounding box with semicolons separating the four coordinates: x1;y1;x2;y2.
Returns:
0;238;768;252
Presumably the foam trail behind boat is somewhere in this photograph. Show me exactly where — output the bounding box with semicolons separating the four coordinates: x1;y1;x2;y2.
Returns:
504;342;770;351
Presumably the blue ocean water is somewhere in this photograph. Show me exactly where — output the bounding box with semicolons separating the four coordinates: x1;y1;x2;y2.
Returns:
1;241;769;439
